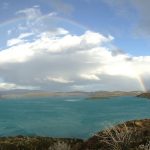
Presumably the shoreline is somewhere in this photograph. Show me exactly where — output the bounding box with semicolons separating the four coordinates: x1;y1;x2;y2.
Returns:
0;119;149;150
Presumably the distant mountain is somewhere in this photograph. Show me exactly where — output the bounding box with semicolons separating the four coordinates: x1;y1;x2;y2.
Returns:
0;90;142;99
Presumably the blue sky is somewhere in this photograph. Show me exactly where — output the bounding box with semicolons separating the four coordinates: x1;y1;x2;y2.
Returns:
0;0;150;91
0;0;150;56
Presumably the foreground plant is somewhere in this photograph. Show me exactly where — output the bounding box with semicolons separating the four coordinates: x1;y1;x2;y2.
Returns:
138;141;150;150
95;123;134;150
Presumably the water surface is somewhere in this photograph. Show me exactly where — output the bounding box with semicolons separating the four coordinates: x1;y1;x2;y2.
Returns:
0;96;149;139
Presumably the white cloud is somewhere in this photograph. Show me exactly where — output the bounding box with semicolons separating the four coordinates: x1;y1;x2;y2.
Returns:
7;32;33;47
7;30;12;35
16;6;42;20
48;12;58;17
0;83;17;90
0;43;34;63
18;32;33;39
80;74;100;80
0;82;37;90
0;28;150;91
47;77;74;84
7;38;24;47
15;6;61;36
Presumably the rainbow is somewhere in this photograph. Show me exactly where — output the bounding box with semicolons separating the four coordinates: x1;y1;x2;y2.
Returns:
136;75;147;92
0;16;25;28
0;15;89;32
0;14;147;92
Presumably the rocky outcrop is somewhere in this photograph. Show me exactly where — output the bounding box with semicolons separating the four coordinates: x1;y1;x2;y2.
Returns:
0;119;150;150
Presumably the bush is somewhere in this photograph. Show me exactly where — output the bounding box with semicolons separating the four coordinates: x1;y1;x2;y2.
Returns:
95;123;133;150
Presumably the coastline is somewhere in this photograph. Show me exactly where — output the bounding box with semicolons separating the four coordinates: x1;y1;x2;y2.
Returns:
0;91;142;99
0;119;149;150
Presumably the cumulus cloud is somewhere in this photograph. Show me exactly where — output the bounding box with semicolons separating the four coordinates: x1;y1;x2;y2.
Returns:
0;82;37;91
7;32;33;47
1;3;150;91
0;27;150;91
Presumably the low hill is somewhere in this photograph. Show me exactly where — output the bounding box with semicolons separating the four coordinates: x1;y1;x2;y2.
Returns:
0;90;142;99
89;91;141;99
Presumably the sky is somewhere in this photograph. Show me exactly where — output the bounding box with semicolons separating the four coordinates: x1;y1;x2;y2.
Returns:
0;0;150;91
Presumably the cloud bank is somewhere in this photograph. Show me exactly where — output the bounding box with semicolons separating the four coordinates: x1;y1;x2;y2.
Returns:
0;6;150;91
0;28;150;91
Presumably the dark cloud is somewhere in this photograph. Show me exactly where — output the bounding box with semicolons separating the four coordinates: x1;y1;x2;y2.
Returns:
111;48;125;56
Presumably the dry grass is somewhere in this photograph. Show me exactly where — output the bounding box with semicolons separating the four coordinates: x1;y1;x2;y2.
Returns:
95;123;134;150
48;141;71;150
138;141;150;150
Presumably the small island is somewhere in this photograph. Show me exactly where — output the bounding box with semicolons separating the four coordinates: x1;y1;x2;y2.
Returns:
137;92;150;99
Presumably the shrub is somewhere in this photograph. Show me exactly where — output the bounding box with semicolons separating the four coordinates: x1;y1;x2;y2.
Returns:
95;123;133;150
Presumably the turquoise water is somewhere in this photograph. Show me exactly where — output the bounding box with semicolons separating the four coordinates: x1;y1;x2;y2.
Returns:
0;96;149;139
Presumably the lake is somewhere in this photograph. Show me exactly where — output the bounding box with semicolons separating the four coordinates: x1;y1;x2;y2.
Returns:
0;96;149;139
